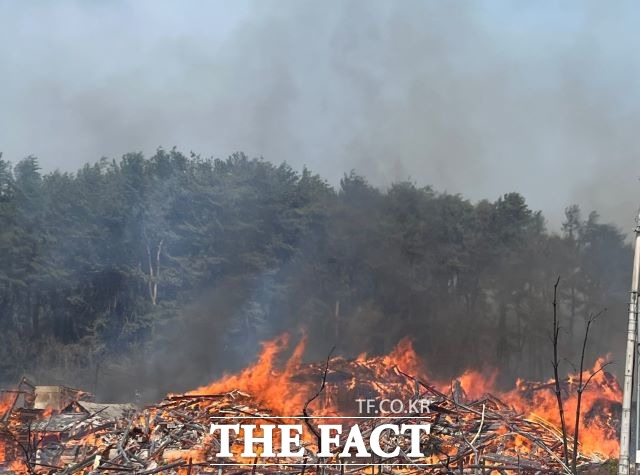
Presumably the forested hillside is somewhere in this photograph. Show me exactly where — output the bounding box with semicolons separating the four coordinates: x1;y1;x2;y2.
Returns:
0;149;631;401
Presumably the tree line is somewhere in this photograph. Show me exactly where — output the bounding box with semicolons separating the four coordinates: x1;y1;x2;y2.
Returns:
0;149;631;400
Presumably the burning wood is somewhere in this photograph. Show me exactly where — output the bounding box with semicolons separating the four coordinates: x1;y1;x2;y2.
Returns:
0;337;621;474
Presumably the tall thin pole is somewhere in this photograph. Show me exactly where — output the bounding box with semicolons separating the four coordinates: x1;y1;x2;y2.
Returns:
619;213;640;475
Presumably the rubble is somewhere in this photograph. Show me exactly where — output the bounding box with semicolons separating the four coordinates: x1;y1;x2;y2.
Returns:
0;338;621;474
0;377;615;474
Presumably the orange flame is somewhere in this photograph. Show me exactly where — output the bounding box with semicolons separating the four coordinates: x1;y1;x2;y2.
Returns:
188;333;314;415
0;334;622;472
189;334;621;458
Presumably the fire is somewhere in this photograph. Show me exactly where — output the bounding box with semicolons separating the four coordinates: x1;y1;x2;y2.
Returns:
0;391;17;422
498;357;621;457
377;340;620;458
381;337;425;377
0;334;623;473
188;334;621;458
187;333;315;415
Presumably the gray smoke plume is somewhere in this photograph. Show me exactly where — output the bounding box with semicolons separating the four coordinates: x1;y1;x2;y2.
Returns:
1;1;639;229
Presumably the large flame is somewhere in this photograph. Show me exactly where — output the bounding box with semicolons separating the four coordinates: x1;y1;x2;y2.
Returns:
188;334;621;458
0;334;622;473
187;333;315;415
500;357;620;457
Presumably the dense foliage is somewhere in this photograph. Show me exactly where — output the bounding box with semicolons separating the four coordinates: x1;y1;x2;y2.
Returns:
0;150;631;401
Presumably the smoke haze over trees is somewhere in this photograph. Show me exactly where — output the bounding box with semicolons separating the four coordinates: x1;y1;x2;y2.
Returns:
0;151;630;402
2;1;640;228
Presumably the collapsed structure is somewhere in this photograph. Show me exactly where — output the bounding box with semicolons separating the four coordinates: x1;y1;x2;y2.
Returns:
0;337;622;474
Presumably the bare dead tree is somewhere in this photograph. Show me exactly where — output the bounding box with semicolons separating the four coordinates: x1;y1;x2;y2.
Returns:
550;278;613;474
303;346;336;448
570;311;611;473
551;276;569;467
143;227;163;305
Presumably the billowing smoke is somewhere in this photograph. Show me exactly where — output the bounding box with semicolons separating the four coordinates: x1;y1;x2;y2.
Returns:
1;1;639;228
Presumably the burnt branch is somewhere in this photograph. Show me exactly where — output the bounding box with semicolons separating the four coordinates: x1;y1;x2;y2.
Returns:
551;276;569;467
571;310;609;474
303;346;335;449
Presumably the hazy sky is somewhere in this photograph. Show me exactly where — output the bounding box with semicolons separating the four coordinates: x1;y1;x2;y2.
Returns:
1;0;639;229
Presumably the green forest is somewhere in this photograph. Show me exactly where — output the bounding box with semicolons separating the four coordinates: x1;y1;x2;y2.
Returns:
0;149;631;401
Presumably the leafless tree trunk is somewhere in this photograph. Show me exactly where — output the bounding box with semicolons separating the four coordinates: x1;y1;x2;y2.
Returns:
551;276;610;474
571;311;610;474
551;276;569;467
144;233;163;305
